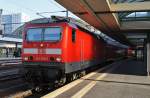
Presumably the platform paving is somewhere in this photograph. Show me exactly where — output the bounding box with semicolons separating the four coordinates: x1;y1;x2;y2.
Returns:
43;59;150;98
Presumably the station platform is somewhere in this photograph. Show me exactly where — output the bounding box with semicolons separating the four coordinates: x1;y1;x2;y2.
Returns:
0;57;21;60
42;59;150;98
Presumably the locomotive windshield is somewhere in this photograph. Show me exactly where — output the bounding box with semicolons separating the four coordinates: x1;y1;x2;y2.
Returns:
44;27;61;41
26;28;42;41
26;27;61;41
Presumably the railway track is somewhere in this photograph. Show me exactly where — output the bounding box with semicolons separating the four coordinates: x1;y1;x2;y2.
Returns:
0;59;22;72
0;58;21;66
5;61;115;98
0;61;28;98
0;65;24;85
0;74;23;82
0;59;117;98
0;78;29;98
0;65;24;79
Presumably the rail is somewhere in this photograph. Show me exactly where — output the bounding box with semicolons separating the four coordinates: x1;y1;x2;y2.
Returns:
0;58;22;66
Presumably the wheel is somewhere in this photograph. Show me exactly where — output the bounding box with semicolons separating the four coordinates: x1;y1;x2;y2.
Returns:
31;87;41;94
72;73;78;80
66;74;73;83
59;77;67;86
81;71;86;77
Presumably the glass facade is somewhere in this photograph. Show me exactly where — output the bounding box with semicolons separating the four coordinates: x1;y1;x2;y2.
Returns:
2;13;21;34
0;10;2;35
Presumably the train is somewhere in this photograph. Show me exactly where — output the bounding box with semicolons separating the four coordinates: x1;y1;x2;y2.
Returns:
22;16;127;90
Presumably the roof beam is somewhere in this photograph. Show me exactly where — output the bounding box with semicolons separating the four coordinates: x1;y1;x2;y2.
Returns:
55;0;120;31
111;1;150;12
55;0;132;45
121;21;150;30
79;0;111;32
80;0;121;31
78;1;150;14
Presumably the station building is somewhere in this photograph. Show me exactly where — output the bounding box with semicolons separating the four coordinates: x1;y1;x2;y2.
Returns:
0;13;23;58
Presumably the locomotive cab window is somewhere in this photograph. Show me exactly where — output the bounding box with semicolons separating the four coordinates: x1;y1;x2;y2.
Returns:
26;27;61;42
44;27;61;41
72;29;76;42
26;28;42;41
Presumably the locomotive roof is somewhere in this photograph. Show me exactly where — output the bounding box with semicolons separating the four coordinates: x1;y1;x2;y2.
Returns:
29;16;105;41
28;16;128;48
29;16;93;32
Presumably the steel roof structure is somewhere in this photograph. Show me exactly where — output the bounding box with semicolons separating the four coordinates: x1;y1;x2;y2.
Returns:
55;0;150;46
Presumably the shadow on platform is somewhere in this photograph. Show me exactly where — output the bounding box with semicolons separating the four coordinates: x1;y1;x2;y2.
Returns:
101;59;147;76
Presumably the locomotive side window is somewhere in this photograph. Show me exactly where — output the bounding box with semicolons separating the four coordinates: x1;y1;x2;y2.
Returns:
44;27;61;41
26;28;42;41
72;29;76;42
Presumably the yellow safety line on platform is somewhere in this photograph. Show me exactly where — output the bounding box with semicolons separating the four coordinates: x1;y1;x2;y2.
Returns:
71;65;118;98
42;65;112;98
71;73;107;98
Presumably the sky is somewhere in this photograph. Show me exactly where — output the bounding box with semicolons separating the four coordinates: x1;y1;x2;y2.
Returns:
0;0;79;21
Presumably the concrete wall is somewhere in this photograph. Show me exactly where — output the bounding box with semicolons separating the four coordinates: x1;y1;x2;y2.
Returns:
147;34;150;76
147;43;150;75
121;21;150;30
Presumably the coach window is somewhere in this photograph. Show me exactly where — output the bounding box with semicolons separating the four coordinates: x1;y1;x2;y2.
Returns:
72;29;76;42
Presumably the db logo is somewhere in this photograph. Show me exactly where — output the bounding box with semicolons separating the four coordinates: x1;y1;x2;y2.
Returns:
38;49;45;54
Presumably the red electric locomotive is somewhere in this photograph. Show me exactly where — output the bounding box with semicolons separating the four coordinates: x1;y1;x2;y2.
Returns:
22;16;127;90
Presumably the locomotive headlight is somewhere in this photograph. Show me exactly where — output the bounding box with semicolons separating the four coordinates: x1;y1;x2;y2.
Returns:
40;44;44;47
24;57;28;61
56;57;61;62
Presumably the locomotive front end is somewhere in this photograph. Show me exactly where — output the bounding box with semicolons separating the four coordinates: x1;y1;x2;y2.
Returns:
22;22;66;88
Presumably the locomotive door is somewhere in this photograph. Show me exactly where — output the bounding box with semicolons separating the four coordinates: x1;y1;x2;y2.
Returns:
80;39;84;67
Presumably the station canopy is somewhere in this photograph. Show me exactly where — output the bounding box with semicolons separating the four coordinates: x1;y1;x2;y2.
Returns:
55;0;150;46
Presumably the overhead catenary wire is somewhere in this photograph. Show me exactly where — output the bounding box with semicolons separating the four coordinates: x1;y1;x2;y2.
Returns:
48;0;63;9
48;0;69;17
7;0;39;18
36;10;69;18
9;0;38;13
